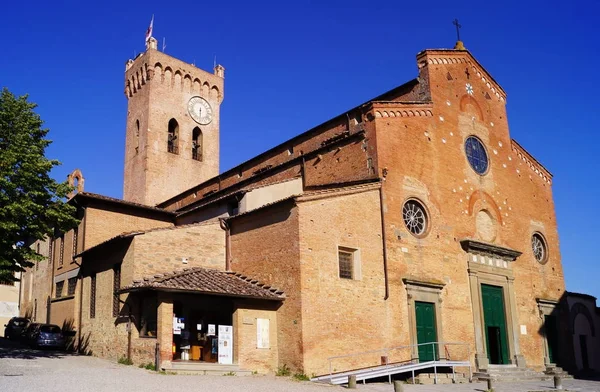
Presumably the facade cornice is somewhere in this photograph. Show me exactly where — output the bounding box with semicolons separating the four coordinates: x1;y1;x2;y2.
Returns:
368;101;434;119
460;238;522;261
511;139;553;184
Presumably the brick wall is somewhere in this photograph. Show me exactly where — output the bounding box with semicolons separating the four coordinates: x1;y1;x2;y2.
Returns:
233;305;279;373
372;50;565;370
123;48;223;206
229;200;303;371
84;206;173;249
297;187;394;375
132;222;226;281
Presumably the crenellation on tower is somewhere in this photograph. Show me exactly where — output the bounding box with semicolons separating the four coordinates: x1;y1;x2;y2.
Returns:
122;43;224;206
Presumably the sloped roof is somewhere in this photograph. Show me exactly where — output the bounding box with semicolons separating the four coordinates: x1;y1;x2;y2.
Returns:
119;267;285;301
72;192;175;215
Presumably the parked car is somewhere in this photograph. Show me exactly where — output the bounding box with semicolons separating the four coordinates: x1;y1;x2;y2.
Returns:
24;324;66;349
20;322;40;344
3;317;30;340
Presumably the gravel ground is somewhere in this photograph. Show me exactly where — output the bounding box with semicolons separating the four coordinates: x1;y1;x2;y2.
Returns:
2;338;600;392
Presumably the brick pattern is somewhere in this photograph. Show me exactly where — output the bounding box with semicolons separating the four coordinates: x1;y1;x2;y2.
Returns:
132;222;225;281
373;49;565;371
123;48;223;206
232;307;279;373
230;200;303;371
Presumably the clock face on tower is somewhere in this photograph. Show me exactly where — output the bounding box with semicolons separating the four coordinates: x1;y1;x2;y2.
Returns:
187;96;213;125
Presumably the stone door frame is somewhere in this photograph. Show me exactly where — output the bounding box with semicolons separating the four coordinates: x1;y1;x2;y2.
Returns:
468;261;525;370
403;278;445;361
461;239;524;371
537;298;558;366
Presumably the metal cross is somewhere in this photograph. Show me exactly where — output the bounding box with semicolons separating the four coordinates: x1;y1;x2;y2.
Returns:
453;18;462;41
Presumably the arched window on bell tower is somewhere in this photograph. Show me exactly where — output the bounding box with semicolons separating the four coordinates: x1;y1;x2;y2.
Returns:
192;127;203;161
168;119;179;154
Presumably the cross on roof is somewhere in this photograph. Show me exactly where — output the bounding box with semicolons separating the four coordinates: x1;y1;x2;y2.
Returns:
453;18;462;42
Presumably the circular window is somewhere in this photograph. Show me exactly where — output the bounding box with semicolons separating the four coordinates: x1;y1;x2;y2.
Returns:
531;233;548;263
465;136;489;175
402;199;428;237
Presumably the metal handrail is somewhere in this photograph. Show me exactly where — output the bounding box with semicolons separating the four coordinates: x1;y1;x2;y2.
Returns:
327;341;472;382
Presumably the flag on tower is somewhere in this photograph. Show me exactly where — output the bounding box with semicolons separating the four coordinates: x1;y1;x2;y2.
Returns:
145;15;154;44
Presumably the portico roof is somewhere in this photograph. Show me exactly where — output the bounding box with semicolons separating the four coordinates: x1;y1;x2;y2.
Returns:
119;267;285;301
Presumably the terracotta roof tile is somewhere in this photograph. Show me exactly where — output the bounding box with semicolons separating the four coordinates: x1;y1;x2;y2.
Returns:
120;267;285;301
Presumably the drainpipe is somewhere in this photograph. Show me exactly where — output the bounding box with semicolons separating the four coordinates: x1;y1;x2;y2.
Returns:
379;184;389;300
219;218;231;271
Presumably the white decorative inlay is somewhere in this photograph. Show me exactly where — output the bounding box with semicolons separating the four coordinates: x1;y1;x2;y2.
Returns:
466;83;474;95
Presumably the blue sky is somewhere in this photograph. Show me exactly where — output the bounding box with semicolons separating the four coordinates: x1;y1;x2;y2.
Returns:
1;1;598;298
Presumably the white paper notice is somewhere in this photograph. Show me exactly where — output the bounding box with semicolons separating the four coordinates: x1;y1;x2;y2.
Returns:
218;325;233;365
256;318;270;349
208;324;216;336
520;325;527;335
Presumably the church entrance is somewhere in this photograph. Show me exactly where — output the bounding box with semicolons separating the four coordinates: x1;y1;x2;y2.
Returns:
482;284;509;365
545;314;559;364
415;301;438;362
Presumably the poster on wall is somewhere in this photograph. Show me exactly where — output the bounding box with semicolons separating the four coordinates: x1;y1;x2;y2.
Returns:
218;325;233;365
208;324;216;336
256;318;270;349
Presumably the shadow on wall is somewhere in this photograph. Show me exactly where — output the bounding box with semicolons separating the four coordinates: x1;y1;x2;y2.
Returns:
61;318;93;355
538;291;600;380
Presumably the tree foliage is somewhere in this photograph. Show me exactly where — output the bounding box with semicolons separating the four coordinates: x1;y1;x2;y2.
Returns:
0;87;78;282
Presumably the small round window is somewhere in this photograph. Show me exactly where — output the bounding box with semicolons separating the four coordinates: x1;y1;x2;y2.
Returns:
402;199;428;237
465;136;489;175
532;233;548;264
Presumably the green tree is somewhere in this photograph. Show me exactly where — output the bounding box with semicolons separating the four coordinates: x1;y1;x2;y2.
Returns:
0;87;78;282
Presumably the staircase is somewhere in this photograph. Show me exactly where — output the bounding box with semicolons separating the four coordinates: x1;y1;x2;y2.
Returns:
544;364;573;379
474;364;551;382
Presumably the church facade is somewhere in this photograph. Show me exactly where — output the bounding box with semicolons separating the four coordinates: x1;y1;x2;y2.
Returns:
19;37;579;377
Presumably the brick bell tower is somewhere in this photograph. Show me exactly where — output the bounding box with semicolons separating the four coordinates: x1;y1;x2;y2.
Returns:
123;36;224;206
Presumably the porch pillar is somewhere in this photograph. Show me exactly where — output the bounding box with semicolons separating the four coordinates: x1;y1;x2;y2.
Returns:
156;292;173;369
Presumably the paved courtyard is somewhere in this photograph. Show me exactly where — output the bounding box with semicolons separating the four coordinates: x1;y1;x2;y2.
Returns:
1;338;600;392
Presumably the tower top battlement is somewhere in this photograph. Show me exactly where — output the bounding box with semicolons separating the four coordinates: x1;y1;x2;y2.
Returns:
124;44;225;103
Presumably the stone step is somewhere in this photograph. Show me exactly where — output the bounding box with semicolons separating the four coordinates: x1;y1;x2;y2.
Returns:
474;367;553;383
411;373;469;385
162;362;253;376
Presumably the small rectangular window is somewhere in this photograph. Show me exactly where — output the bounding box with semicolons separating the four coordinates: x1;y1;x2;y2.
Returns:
58;235;65;268
48;237;53;263
72;228;78;258
338;248;354;279
67;277;77;296
113;265;121;317
55;281;64;298
90;274;96;319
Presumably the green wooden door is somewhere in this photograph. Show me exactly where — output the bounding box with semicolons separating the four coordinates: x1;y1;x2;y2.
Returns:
481;284;509;364
545;315;559;364
415;301;438;362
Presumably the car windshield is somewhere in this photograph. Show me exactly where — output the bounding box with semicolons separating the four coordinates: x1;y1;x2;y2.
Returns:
40;325;61;334
12;319;28;327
